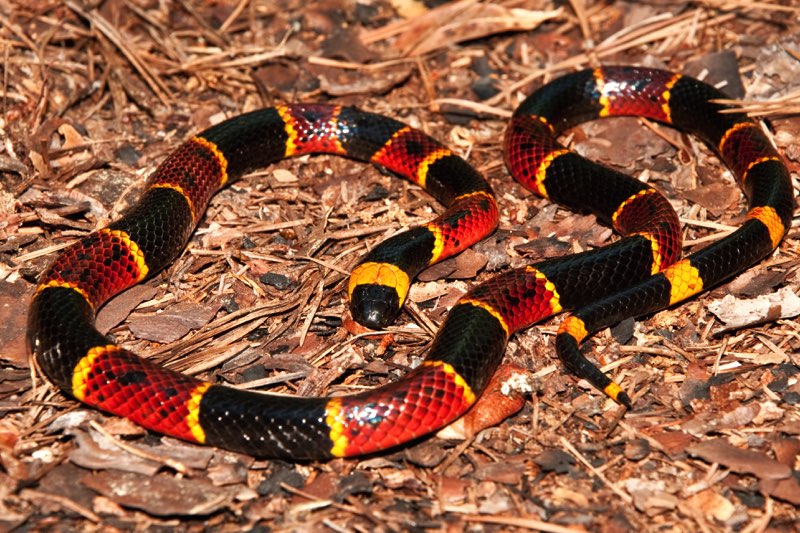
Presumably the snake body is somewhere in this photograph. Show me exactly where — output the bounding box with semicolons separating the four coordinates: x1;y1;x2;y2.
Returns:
28;67;793;459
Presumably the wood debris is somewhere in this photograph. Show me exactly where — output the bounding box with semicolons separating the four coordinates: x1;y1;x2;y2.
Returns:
0;0;798;530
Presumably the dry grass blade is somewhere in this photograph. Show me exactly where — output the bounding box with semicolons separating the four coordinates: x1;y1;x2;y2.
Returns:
175;0;228;47
714;88;800;118
121;0;188;63
234;371;307;391
178;48;287;73
15;240;77;262
307;56;415;71
362;0;562;56
218;0;251;33
142;290;313;360
20;489;101;523
560;437;633;505
88;420;192;474
298;279;325;347
699;0;799;13
486;10;735;106
567;0;593;44
360;0;482;44
65;1;171;105
430;97;511;117
460;513;600;532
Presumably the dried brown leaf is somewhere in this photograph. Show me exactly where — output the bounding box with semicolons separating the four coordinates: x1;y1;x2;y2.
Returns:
687;438;791;480
81;471;235;516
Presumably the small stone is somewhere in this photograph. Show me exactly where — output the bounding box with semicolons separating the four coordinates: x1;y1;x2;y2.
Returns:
260;272;293;290
624;438;651;461
471;77;499;100
363;184;390;201
256;465;305;496
611;317;635;344
471;56;494;77
533;449;575;474
241;364;267;382
114;144;142;166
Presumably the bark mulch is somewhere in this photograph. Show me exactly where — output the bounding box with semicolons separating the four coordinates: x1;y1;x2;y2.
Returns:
1;0;799;531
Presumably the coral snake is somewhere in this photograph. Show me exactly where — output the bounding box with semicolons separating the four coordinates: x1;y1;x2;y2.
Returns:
28;66;794;459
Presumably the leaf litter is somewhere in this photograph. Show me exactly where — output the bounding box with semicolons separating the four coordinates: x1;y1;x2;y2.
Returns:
0;0;798;530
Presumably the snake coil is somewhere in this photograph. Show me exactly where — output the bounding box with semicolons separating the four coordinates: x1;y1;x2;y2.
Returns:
29;66;793;459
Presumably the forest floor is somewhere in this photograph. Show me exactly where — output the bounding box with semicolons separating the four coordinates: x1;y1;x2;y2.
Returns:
1;0;799;531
